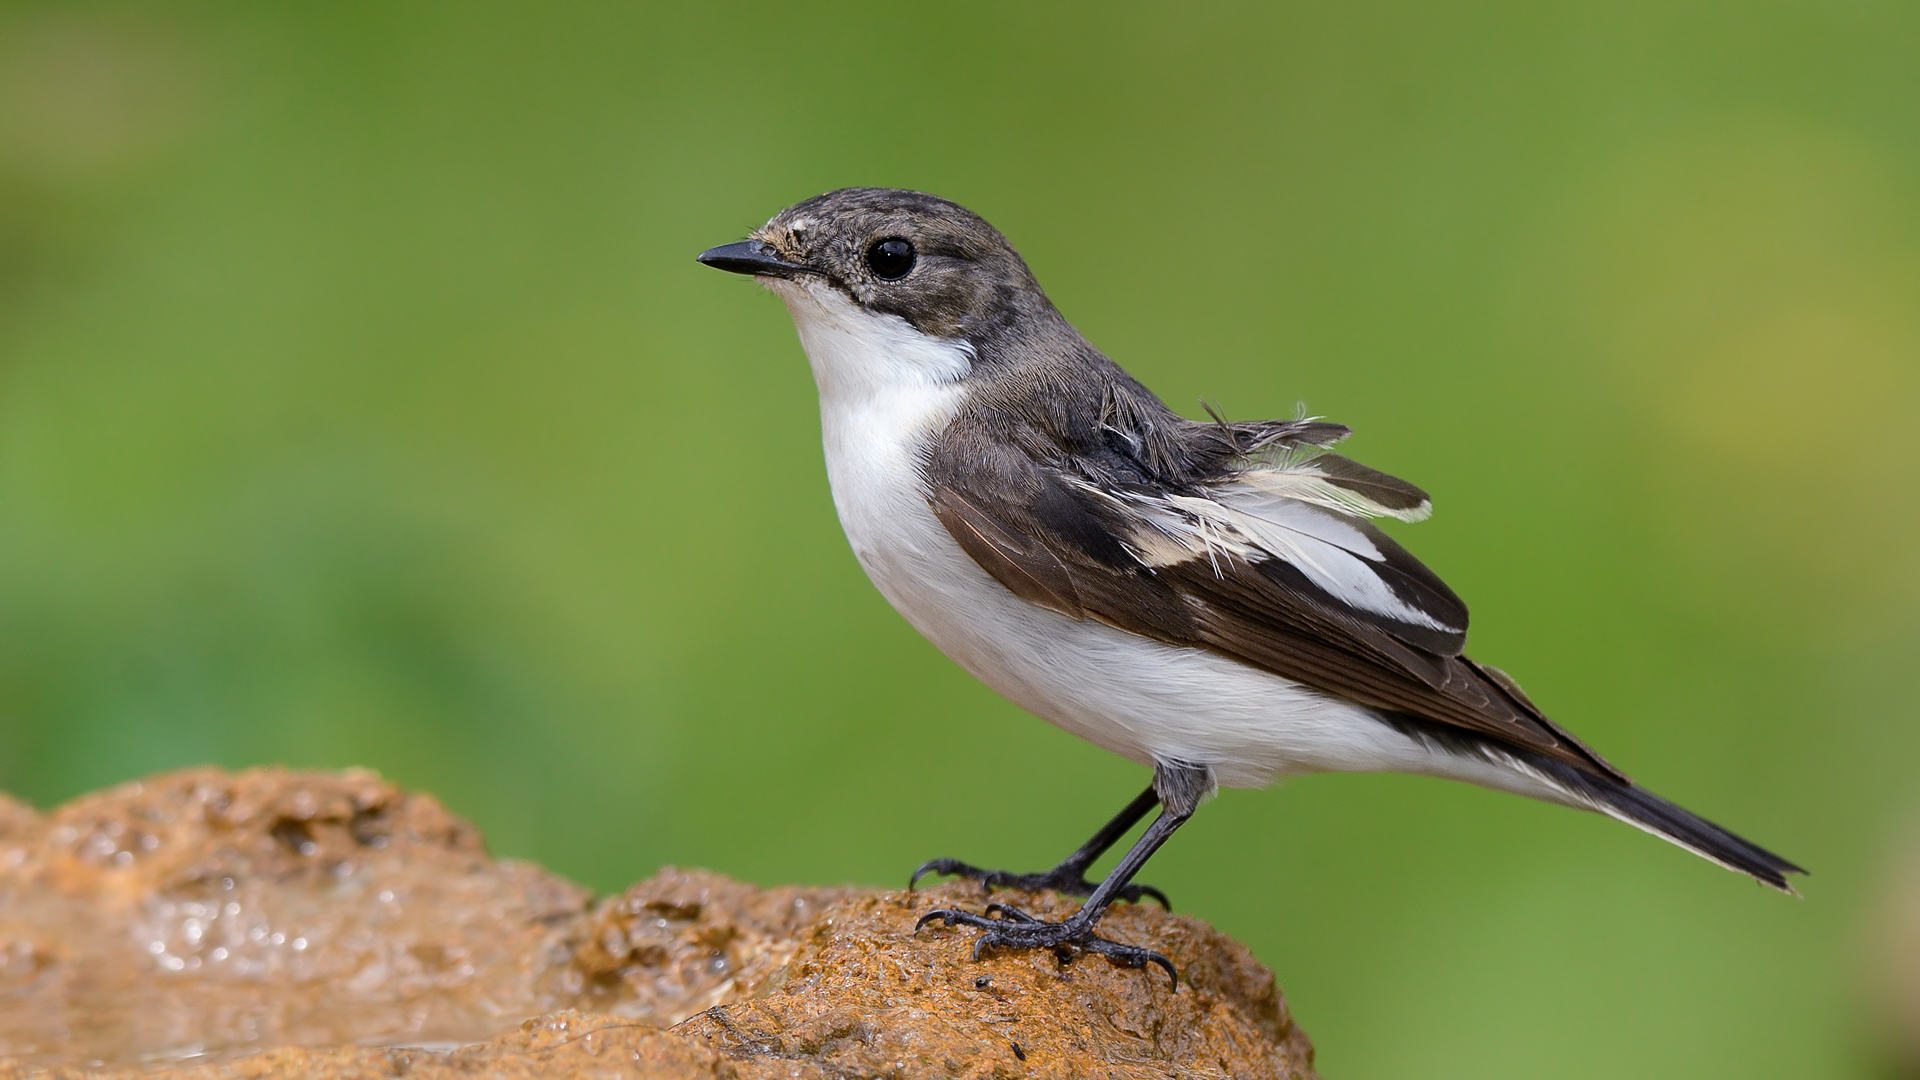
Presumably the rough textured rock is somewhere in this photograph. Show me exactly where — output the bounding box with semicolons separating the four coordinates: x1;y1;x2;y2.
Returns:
0;768;1315;1079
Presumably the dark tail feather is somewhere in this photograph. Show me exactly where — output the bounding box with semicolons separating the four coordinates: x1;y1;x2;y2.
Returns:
1379;712;1806;891
1535;755;1807;894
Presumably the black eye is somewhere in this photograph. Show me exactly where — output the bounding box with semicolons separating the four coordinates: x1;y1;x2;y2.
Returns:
865;237;915;280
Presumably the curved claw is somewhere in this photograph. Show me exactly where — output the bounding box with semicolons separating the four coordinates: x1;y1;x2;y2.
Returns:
916;906;1014;934
906;856;1172;909
910;858;976;890
923;907;1179;988
973;927;1177;988
1090;933;1175;983
981;903;1041;923
916;906;965;931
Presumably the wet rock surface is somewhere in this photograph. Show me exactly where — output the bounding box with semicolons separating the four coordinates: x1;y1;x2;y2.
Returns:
0;768;1315;1079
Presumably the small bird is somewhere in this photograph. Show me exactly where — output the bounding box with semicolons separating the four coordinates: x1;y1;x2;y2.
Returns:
697;188;1802;983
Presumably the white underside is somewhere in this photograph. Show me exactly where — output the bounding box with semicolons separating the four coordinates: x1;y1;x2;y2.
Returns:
769;278;1576;801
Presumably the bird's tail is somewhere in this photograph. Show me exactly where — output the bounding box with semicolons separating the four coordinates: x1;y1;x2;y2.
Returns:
1382;711;1806;891
1532;752;1806;894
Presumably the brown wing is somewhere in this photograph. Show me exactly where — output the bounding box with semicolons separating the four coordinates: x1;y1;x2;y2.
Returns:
927;460;1627;783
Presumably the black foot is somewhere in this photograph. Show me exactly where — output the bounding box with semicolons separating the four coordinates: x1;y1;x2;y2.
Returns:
916;903;1177;987
909;858;1170;909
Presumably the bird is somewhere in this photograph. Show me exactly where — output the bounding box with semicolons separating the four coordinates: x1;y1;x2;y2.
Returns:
696;187;1803;984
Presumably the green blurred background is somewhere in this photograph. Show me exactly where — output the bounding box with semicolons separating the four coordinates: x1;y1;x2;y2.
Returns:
2;1;1916;1075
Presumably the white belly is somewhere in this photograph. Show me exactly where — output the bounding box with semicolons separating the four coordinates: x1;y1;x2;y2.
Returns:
773;277;1555;796
823;417;1411;788
805;369;1420;789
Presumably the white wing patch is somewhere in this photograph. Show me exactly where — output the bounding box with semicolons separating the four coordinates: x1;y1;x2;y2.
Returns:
1064;447;1456;635
1208;484;1455;632
1233;443;1432;523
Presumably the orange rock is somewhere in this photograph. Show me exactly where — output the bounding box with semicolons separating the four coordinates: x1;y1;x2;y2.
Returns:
0;768;1314;1079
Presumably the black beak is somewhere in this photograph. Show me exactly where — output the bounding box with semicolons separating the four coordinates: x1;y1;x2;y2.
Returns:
696;239;810;278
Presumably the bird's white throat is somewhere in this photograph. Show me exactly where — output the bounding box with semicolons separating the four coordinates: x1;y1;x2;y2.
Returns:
766;278;973;408
763;278;972;573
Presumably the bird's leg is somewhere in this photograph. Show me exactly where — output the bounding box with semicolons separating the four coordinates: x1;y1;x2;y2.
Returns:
915;762;1213;987
910;785;1170;907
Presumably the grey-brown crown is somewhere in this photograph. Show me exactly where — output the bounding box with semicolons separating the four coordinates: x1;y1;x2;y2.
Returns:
751;188;1051;340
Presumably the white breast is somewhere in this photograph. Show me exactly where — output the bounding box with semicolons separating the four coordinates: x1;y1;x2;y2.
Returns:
765;279;1567;799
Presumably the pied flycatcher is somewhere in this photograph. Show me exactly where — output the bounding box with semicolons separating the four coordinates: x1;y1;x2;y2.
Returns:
697;188;1802;984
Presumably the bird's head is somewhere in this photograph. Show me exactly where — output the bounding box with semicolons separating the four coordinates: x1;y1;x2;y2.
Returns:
699;188;1056;354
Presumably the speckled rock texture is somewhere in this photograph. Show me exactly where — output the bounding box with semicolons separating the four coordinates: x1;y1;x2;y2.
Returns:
0;768;1315;1079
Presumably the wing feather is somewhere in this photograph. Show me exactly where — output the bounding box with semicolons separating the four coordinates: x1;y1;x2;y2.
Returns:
1063;474;1468;655
1234;445;1433;522
929;487;1084;618
925;442;1625;782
